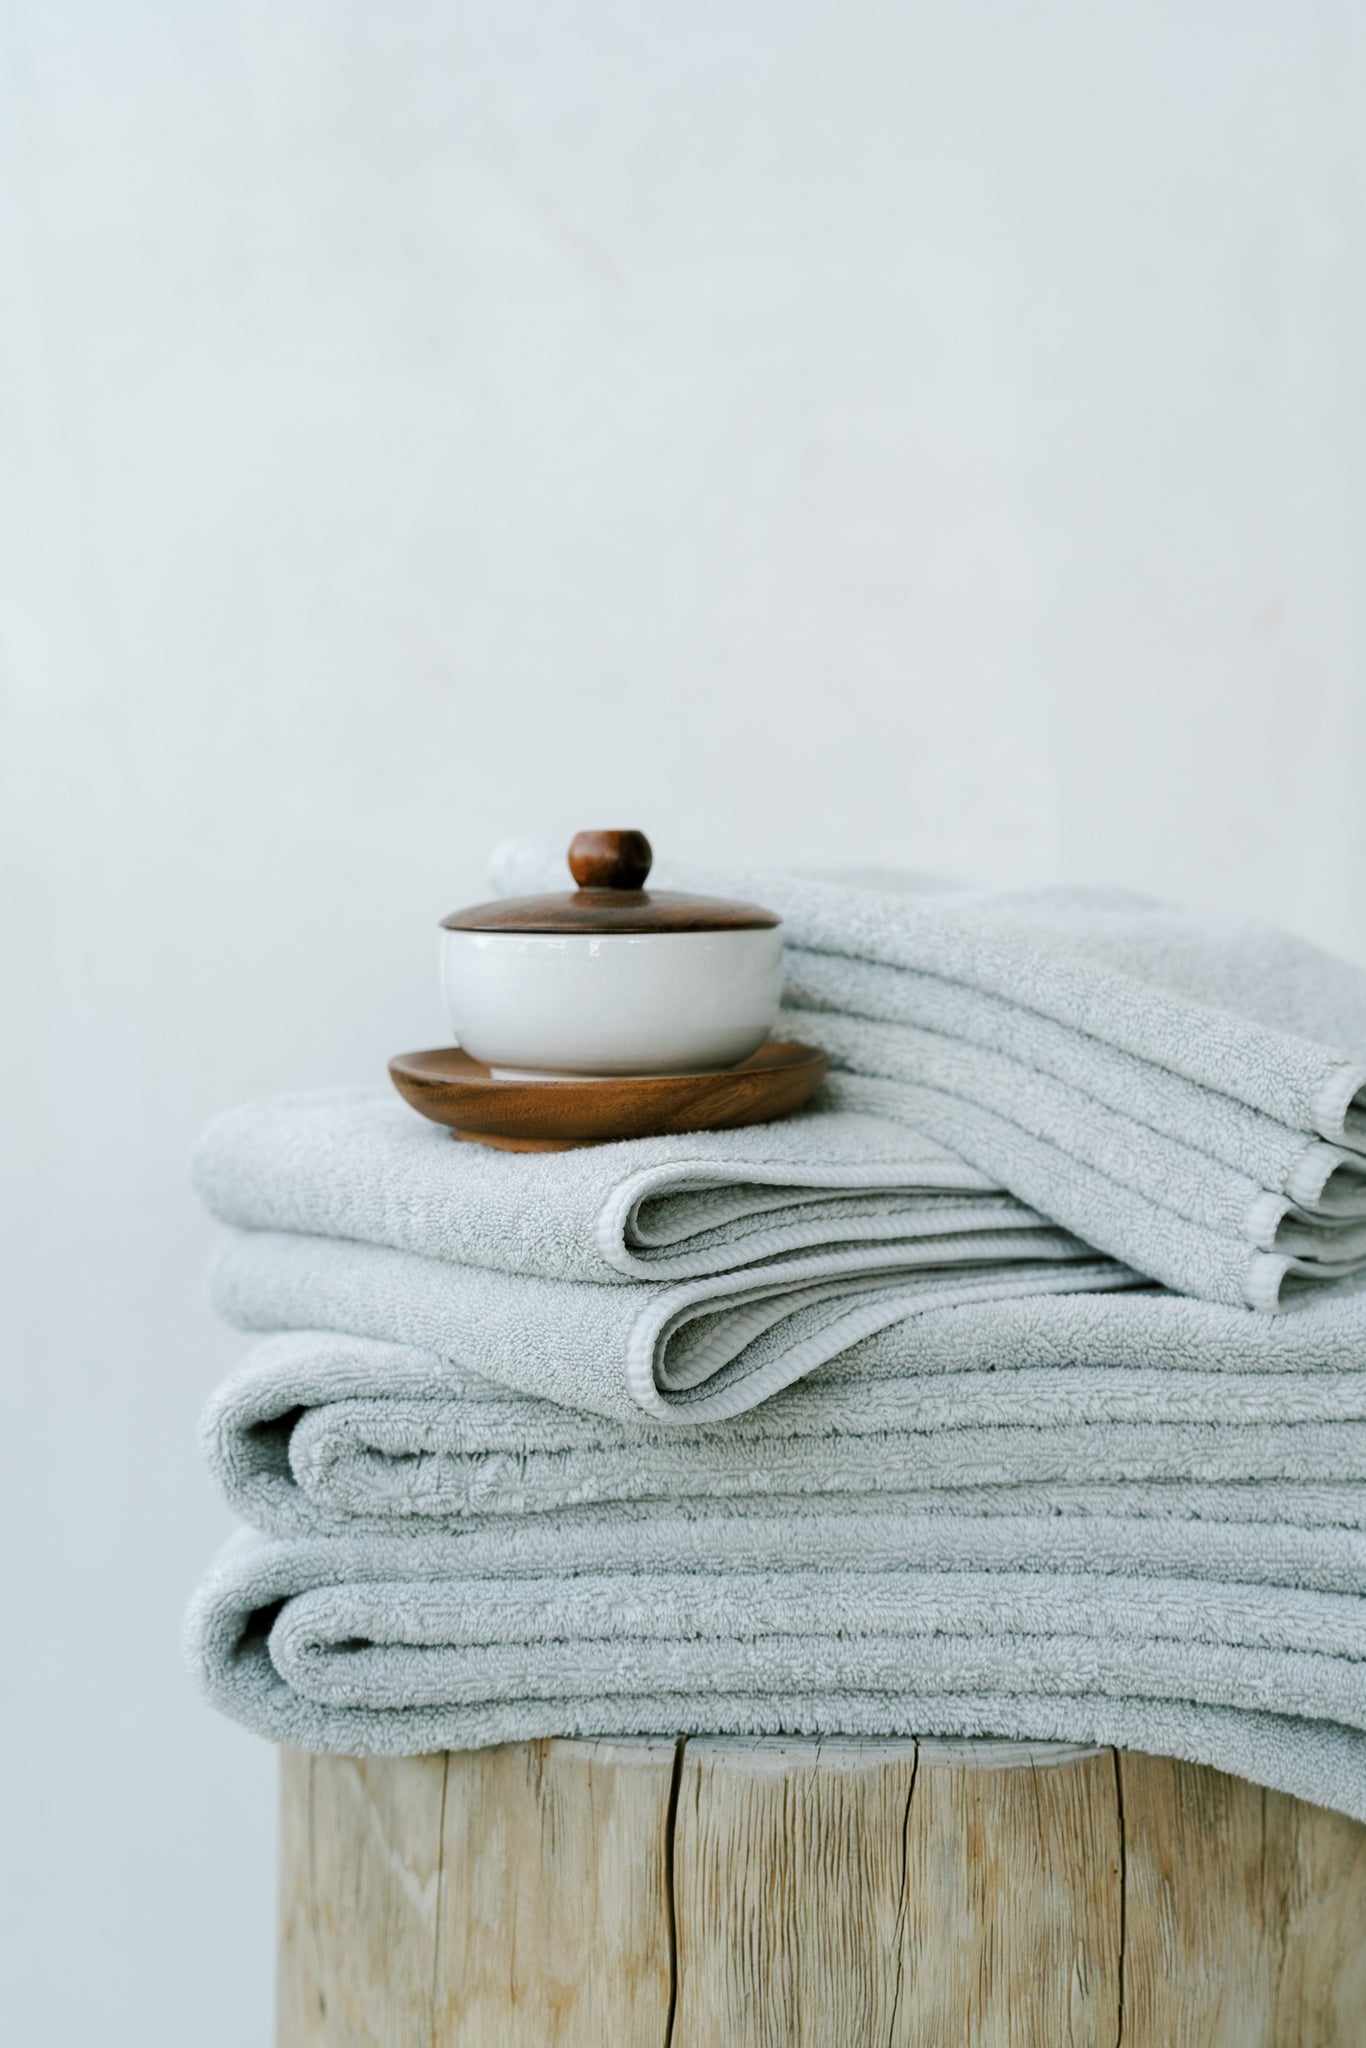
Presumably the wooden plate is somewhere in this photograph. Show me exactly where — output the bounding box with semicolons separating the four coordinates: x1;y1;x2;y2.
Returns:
387;1040;829;1151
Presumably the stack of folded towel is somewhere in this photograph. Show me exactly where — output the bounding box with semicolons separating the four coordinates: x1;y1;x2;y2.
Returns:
184;858;1366;1824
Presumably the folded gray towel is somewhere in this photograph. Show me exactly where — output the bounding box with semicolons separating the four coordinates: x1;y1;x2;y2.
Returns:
204;1284;1366;1533
492;842;1366;1311
210;1230;1129;1422
192;1090;1064;1283
184;1515;1366;1821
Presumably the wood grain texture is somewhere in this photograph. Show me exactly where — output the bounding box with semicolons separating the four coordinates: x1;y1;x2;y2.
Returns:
441;889;780;932
277;1739;1366;2048
387;1040;828;1148
1119;1751;1366;2048
278;1739;678;2048
895;1738;1122;2048
278;1751;450;2048
670;1737;918;2047
427;1739;678;2046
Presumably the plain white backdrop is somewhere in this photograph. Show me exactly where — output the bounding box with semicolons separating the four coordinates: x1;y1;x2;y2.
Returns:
3;2;1365;2039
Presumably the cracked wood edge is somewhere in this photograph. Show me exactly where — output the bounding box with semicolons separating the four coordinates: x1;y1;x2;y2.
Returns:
278;1740;678;2048
670;1737;919;2047
897;1738;1122;2048
1118;1752;1366;2048
277;1740;1366;2048
670;1737;1120;2047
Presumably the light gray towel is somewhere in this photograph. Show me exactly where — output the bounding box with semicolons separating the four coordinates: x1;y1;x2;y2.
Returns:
196;1399;1366;1558
492;842;1366;1311
197;1089;1147;1420
193;1091;1068;1284
204;1285;1366;1533
184;1516;1366;1821
210;1231;1130;1423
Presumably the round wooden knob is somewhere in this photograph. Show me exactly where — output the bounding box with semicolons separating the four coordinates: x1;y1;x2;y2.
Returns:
568;830;653;892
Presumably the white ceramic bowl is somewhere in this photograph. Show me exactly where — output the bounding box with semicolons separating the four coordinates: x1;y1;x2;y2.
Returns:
440;925;784;1075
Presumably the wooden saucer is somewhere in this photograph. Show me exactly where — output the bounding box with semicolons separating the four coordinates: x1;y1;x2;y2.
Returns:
387;1041;829;1151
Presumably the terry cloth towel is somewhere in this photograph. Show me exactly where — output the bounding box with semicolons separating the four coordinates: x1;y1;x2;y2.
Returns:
204;1279;1366;1534
491;842;1366;1314
209;1235;1129;1426
184;1512;1366;1822
195;1092;1136;1422
193;1091;1078;1286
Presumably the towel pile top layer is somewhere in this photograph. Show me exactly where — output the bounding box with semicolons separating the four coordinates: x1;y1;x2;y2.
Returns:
494;842;1366;1311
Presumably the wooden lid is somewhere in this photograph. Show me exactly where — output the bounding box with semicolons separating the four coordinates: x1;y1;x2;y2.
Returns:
443;831;780;934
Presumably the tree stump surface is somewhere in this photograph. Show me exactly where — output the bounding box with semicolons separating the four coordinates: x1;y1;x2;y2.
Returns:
277;1736;1366;2047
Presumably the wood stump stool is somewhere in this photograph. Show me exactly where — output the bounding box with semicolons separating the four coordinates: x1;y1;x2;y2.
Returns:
277;1737;1366;2046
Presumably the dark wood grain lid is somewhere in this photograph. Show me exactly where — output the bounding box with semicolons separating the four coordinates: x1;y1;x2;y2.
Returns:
442;832;780;934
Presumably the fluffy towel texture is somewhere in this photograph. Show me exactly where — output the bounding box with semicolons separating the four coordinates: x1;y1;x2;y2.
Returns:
198;1091;1135;1421
204;1282;1366;1534
210;1231;1127;1424
492;842;1366;1312
187;915;1366;1810
193;1091;1062;1285
184;1508;1366;1821
190;1264;1366;1814
189;1292;1366;1815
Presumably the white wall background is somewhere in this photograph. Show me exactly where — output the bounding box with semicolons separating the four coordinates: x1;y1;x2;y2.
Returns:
3;2;1364;2040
